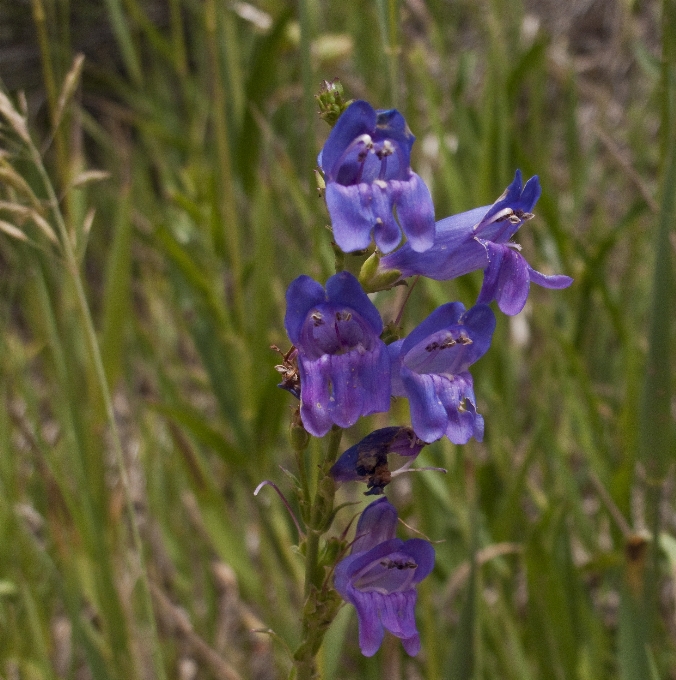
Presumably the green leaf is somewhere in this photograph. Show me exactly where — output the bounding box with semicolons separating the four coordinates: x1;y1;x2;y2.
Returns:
149;401;243;465
100;188;132;386
618;582;652;680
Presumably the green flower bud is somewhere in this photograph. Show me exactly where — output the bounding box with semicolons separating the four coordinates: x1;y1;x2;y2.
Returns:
316;79;353;127
359;252;402;292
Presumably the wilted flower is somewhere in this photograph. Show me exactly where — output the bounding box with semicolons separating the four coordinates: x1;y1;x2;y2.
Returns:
284;271;390;437
376;170;573;314
389;302;495;444
330;426;426;495
334;497;434;657
319;100;435;254
272;345;301;399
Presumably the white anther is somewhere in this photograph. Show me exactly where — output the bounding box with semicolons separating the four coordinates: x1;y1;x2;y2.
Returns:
356;134;373;148
380;140;395;156
490;207;515;223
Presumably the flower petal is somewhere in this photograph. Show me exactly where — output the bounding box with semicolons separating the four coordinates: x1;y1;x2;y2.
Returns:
437;373;483;444
403;539;436;584
326;183;376;253
351;498;398;553
401;370;449;443
477;243;530;315
477;172;541;243
379;232;487;282
284;275;326;345
528;267;574;289
380;590;418;640
320;100;376;178
394;173;435;252
325;271;384;335
298;355;333;437
370;182;402;254
328;353;366;428
400;302;467;356
401;634;421;656
312;347;389;430
401;304;495;377
446;403;484;444
374;108;414;157
388;339;406;395
352;590;385;657
458;303;497;359
495;249;530;315
437;205;493;237
354;343;392;414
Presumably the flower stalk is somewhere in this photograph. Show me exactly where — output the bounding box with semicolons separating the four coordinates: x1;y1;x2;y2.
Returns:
291;425;343;680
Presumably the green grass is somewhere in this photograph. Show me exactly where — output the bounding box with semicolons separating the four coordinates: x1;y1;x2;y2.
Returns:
0;0;674;678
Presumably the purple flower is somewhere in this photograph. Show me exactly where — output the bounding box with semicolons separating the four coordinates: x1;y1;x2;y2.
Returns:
334;497;434;657
377;171;573;315
319;100;435;255
330;426;426;495
389;302;496;444
284;271;391;437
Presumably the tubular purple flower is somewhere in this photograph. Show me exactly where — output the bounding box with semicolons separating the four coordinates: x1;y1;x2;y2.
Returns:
284;271;391;437
377;170;573;314
330;426;426;495
319;100;435;254
390;302;496;444
334;497;435;657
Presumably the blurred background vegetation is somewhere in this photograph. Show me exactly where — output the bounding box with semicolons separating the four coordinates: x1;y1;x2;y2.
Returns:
0;0;674;678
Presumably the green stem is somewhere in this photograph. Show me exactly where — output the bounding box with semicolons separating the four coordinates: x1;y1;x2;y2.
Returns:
310;425;343;529
376;0;400;106
31;0;67;195
387;0;400;107
27;139;167;680
292;425;344;680
303;529;321;601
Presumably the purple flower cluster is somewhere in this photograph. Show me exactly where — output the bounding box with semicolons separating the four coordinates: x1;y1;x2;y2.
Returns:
281;100;572;658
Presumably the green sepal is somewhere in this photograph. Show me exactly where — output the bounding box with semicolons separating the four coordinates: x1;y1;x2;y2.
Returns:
381;320;404;344
332;241;345;272
318;501;361;534
290;421;310;453
318;535;348;569
359;252;402;292
279;466;301;488
314;169;326;199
